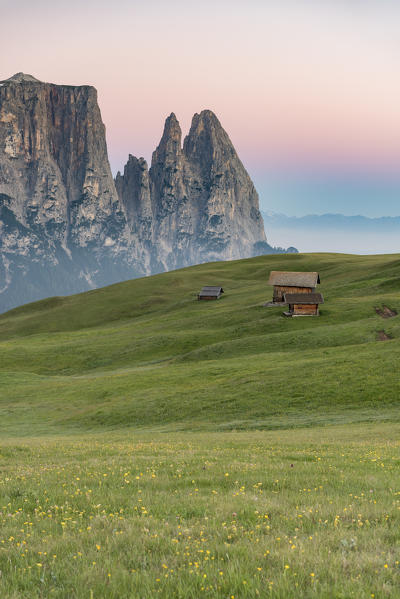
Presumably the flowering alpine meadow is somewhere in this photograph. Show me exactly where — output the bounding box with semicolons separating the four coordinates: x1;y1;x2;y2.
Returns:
1;254;400;596
0;424;399;598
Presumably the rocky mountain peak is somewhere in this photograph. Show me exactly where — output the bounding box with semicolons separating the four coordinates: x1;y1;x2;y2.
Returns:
193;109;221;128
119;109;269;270
151;113;182;168
2;73;42;84
166;111;179;125
183;109;236;171
0;78;289;313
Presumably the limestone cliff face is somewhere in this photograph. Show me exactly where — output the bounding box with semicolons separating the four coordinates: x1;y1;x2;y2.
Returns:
114;155;154;272
182;110;266;263
0;74;281;313
117;110;269;271
0;73;121;241
0;73;140;311
150;113;195;269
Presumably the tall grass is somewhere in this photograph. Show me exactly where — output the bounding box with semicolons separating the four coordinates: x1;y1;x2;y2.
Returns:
0;424;399;598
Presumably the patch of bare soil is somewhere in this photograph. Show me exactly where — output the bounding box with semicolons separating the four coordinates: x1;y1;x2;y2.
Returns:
377;330;393;341
375;305;398;318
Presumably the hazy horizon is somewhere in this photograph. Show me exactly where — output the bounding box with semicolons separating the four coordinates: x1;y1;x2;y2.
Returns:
262;211;400;254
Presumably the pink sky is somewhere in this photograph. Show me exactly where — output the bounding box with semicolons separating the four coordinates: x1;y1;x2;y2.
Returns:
2;0;400;214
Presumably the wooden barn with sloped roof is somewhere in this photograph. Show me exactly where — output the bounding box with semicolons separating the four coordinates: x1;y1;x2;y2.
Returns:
283;292;324;316
267;271;320;303
198;286;224;300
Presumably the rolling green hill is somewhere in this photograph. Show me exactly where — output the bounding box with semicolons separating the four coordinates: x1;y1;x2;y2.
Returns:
1;253;400;598
0;252;400;436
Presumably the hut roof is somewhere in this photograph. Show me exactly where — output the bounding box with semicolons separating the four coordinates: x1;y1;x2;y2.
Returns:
198;286;224;296
268;271;320;287
284;292;324;304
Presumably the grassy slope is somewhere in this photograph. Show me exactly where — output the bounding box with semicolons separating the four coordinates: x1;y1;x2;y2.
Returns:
0;252;400;436
1;254;400;598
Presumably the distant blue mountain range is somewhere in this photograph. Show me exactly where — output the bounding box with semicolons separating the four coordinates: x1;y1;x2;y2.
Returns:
262;212;400;254
262;211;400;231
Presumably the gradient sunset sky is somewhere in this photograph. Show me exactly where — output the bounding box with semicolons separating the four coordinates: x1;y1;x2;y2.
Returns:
2;0;400;216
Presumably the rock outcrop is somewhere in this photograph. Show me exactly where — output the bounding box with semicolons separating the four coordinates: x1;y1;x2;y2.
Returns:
114;155;154;273
117;110;269;270
181;110;266;264
0;73;142;311
0;73;287;313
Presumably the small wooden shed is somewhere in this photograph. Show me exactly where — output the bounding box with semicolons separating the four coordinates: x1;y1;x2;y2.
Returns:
267;271;320;303
283;292;324;316
198;286;224;300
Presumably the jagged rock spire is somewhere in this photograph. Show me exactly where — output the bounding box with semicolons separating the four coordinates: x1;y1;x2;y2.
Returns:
184;109;238;174
115;154;152;227
117;109;268;270
151;113;182;167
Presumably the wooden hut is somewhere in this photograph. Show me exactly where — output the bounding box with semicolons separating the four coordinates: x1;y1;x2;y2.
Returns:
267;271;320;303
283;292;324;316
198;286;224;300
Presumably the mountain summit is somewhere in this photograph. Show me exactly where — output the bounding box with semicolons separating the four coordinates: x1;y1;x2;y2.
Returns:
0;76;281;312
1;73;42;83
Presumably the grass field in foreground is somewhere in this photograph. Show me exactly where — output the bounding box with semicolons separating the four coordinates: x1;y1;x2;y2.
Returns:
0;254;400;596
0;424;399;598
0;252;400;435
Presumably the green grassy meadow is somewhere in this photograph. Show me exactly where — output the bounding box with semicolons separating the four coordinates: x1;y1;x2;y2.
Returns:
0;252;399;597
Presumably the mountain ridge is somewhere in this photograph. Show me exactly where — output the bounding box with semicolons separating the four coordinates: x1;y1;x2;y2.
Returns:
115;108;270;271
0;74;292;312
262;211;400;255
262;210;400;229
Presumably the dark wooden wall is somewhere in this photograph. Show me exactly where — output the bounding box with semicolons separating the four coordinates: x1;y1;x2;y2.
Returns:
273;286;314;301
292;303;318;315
